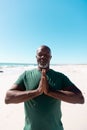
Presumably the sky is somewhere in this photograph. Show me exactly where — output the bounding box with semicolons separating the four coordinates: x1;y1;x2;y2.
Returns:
0;0;87;64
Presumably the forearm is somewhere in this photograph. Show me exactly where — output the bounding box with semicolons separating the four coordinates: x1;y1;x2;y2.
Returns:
46;90;84;104
5;89;41;104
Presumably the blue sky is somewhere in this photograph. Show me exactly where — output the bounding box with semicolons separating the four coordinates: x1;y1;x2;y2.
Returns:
0;0;87;64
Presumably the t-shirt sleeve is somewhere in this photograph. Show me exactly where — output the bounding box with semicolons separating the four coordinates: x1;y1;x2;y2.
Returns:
62;74;76;88
14;71;26;89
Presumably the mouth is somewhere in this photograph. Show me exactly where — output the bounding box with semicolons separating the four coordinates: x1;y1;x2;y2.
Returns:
40;60;47;65
38;63;49;69
38;60;49;68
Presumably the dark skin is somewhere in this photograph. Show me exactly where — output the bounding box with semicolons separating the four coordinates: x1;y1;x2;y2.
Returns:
5;45;84;104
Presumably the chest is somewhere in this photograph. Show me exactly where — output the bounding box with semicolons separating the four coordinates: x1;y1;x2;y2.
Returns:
47;74;63;90
24;72;41;90
24;71;63;90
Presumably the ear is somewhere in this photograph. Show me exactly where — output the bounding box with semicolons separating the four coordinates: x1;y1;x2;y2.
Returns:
50;56;52;60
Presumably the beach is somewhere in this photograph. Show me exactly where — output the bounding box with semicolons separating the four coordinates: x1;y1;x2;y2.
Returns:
0;65;87;130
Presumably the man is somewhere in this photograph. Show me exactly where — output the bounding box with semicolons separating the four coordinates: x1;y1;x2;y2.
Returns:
5;45;84;130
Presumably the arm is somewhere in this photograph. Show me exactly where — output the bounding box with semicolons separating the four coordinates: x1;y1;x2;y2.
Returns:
46;88;84;104
5;85;40;104
5;84;41;104
42;69;84;104
5;75;45;104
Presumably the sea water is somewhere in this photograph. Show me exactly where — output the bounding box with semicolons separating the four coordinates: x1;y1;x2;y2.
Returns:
0;63;37;74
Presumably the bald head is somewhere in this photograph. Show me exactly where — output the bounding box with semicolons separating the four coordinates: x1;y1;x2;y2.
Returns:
37;45;51;55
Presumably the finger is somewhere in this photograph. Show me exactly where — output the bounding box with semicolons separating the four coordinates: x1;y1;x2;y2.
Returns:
42;69;46;76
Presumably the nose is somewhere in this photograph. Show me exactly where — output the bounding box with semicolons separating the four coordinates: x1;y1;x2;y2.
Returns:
41;55;46;59
41;55;44;58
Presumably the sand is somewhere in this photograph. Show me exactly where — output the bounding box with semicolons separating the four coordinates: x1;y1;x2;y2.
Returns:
0;65;87;130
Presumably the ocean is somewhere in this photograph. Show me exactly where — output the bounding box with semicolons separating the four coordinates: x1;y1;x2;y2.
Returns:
0;62;59;68
0;63;38;73
0;62;37;68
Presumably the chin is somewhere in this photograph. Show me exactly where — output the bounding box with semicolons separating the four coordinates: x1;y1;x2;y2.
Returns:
39;63;49;69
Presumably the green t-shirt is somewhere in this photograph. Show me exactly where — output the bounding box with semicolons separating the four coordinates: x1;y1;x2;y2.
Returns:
15;69;75;130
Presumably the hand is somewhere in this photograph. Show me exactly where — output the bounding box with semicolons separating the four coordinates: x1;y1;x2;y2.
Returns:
41;69;49;95
37;69;45;95
37;69;49;95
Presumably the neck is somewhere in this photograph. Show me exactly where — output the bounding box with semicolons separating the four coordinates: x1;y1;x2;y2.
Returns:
38;66;50;72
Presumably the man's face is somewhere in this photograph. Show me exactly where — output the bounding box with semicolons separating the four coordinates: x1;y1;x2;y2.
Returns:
36;46;52;69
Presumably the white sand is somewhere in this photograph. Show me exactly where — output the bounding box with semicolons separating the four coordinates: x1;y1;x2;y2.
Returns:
0;65;87;130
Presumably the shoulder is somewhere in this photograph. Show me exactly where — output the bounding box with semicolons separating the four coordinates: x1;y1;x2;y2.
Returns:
49;69;66;77
25;68;38;75
15;69;37;83
17;69;36;78
25;69;41;78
